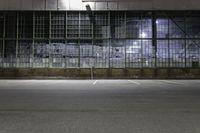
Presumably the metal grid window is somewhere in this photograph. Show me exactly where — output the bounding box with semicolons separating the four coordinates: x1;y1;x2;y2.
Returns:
67;12;79;38
141;17;152;39
156;18;169;38
35;12;49;38
126;13;140;38
0;40;3;67
4;40;16;68
111;12;125;39
51;12;65;38
157;40;169;67
186;17;200;38
142;40;154;68
5;13;17;38
80;13;93;38
126;40;142;68
169;17;185;38
18;40;32;68
169;40;185;67
110;40;125;68
95;12;109;39
93;40;109;68
126;13;152;39
80;40;93;68
33;40;49;68
0;13;4;38
18;12;33;38
0;11;199;69
186;40;200;67
49;40;65;68
66;40;79;68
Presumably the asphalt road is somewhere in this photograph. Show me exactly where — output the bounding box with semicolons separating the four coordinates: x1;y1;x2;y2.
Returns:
0;80;200;133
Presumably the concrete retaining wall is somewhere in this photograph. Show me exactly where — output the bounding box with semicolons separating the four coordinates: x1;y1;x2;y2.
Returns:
0;68;200;79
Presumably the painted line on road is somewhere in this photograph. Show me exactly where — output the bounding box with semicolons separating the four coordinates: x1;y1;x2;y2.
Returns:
93;80;98;85
128;80;140;85
161;80;184;85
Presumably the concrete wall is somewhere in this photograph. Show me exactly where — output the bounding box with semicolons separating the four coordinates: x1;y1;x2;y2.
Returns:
0;68;200;79
0;0;200;11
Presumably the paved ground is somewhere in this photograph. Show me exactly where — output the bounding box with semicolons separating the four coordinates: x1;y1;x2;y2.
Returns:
0;80;200;133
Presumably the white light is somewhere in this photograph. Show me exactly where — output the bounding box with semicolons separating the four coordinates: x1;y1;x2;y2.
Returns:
133;41;137;45
156;20;159;24
140;32;147;38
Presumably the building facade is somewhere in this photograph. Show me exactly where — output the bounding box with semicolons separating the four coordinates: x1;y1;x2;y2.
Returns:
0;0;200;78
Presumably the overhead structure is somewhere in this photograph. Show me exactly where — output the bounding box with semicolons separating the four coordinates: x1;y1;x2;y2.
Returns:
0;0;200;10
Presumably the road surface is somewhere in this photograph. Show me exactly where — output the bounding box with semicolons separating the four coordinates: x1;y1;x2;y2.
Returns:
0;80;200;133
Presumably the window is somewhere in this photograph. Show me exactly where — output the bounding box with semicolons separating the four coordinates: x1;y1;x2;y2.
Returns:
110;40;125;68
142;40;154;67
49;40;65;68
66;40;79;68
169;17;185;38
67;12;79;38
35;12;49;38
170;40;185;67
51;12;65;38
0;13;4;38
186;40;200;67
80;40;93;68
33;40;49;68
156;18;169;38
111;12;125;38
4;40;16;67
126;40;142;68
126;13;140;38
186;17;200;38
95;12;109;39
80;12;92;38
0;40;3;67
5;13;17;38
0;11;199;69
157;40;169;67
93;40;109;68
18;12;33;38
18;40;32;68
126;12;152;39
141;17;152;38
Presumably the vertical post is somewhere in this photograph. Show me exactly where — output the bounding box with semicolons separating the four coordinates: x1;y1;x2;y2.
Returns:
65;11;68;68
78;40;80;68
167;17;170;77
152;12;157;68
65;11;68;39
141;13;143;68
92;12;94;66
108;11;111;77
168;17;170;68
184;14;187;68
32;11;35;68
3;12;6;67
141;39;143;68
49;11;51;68
64;39;67;68
124;11;127;69
92;11;95;79
78;11;81;68
16;12;19;68
108;11;111;69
